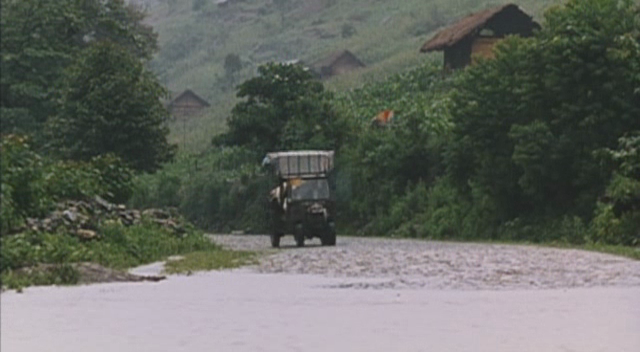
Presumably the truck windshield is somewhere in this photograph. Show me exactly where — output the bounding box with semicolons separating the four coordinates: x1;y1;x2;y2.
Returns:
290;179;330;200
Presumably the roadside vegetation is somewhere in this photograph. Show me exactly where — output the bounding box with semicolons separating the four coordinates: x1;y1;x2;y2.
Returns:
164;250;257;274
1;223;217;290
0;0;252;290
135;0;640;253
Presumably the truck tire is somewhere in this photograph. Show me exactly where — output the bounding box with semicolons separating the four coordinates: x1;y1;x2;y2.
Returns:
294;224;305;247
321;232;336;246
270;233;281;248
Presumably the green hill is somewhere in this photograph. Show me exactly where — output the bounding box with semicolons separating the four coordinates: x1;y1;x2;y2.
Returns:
131;0;561;152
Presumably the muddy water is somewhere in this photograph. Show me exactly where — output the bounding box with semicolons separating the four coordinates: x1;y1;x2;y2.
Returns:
2;270;639;352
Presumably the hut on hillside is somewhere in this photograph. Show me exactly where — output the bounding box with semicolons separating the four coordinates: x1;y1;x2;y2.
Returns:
167;89;210;118
420;3;539;70
312;50;366;79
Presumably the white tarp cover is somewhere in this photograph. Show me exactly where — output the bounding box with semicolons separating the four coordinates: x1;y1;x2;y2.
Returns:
265;151;334;178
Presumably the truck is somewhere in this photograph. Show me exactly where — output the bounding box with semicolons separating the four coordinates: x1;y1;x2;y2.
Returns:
263;150;336;248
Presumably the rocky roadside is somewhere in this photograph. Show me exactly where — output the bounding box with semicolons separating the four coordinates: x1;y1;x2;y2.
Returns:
1;197;194;288
14;196;188;239
209;234;640;290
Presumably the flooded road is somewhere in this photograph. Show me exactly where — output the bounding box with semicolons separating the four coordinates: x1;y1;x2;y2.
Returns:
2;236;640;352
2;271;639;352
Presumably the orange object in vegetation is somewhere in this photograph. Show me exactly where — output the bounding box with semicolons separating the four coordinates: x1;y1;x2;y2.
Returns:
372;110;394;126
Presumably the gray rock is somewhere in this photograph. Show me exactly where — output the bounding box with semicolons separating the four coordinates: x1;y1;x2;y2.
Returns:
143;209;170;219
63;210;77;223
94;195;111;207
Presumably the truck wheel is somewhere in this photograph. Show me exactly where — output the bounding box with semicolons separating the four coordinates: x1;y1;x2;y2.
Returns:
293;224;305;247
321;232;336;246
270;233;281;248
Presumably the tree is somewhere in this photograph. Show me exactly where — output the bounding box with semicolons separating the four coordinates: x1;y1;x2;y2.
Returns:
49;41;176;172
221;53;243;88
0;0;158;137
215;62;347;157
446;0;640;223
224;53;243;77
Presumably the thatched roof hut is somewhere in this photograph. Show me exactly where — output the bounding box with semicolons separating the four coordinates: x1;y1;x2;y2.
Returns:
167;89;210;118
420;3;539;69
312;50;366;79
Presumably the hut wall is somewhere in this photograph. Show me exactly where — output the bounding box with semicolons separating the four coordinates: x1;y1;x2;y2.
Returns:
471;37;501;62
329;56;364;76
444;38;472;70
170;95;207;118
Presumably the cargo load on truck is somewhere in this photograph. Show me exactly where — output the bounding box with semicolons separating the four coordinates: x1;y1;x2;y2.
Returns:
263;150;334;179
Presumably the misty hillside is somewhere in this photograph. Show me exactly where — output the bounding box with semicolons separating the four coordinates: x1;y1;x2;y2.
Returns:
129;0;560;151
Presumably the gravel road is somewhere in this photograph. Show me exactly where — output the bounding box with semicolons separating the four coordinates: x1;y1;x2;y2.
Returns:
209;234;640;290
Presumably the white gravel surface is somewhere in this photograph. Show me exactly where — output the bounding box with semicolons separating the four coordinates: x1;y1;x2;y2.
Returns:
209;235;640;290
2;235;640;352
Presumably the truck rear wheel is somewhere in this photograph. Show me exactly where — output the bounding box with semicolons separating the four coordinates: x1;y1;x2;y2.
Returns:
321;232;336;246
294;224;305;247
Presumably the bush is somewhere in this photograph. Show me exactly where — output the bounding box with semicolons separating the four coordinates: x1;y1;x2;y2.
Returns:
332;62;454;228
91;154;135;204
1;221;216;288
0;135;51;220
0;135;135;233
589;203;639;246
1;183;21;234
588;134;640;246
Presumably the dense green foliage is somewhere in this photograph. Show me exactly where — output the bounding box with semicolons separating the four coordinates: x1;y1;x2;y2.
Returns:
136;0;639;248
48;41;176;172
448;0;640;217
332;63;455;233
0;135;134;234
1;0;174;172
441;0;640;241
130;147;272;232
1;0;157;138
215;63;349;157
591;134;640;246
